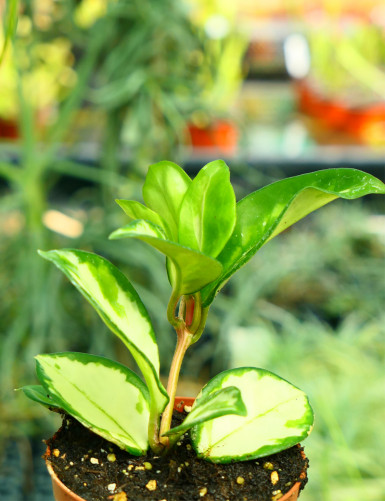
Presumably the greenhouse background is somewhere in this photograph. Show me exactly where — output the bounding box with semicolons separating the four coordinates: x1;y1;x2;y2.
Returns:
0;0;384;500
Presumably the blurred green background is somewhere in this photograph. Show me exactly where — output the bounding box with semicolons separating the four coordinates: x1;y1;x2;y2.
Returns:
0;1;384;500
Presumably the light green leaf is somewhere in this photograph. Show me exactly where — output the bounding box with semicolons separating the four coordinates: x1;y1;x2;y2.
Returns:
38;249;168;416
109;220;223;295
142;161;191;239
36;353;150;454
179;160;236;258
202;168;385;305
116;199;165;231
163;387;246;442
191;367;314;463
0;0;18;65
18;385;62;410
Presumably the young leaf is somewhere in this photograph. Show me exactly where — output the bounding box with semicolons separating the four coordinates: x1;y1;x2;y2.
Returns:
142;161;191;239
36;353;150;454
38;249;168;417
18;385;62;411
178;160;236;258
109;220;223;295
202;168;385;306
191;367;314;463
163;387;246;442
116;199;166;231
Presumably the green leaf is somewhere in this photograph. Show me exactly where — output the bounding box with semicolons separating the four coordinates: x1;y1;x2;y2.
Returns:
163;387;246;442
202;168;385;306
36;353;150;454
109;220;223;295
191;367;314;463
0;0;18;65
38;249;168;416
179;160;236;258
142;161;191;239
18;385;62;411
116;199;165;231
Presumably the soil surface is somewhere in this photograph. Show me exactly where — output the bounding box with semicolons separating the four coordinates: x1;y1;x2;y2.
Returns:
45;410;308;501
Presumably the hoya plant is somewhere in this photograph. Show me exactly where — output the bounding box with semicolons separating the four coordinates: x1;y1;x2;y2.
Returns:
21;161;385;462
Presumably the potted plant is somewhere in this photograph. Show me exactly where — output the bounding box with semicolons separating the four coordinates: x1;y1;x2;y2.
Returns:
20;160;385;500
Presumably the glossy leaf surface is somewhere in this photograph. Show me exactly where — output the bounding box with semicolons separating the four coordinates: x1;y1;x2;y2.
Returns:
163;387;246;441
39;249;168;415
110;220;223;295
142;161;191;239
19;385;62;410
202;168;385;305
179;160;236;258
116;199;165;230
36;353;150;454
191;367;314;463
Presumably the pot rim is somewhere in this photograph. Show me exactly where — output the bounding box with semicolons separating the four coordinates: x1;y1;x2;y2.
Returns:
46;396;306;501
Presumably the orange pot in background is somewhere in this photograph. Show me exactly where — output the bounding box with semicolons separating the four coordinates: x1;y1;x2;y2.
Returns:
187;120;239;155
46;397;307;501
296;79;385;145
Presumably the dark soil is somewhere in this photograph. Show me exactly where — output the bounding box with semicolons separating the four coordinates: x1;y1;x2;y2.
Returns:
45;409;308;501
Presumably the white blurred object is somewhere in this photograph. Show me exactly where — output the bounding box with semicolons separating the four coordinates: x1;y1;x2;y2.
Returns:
284;33;311;79
205;15;230;40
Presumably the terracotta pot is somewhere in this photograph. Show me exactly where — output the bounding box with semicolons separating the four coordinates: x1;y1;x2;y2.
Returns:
46;397;306;501
295;79;385;144
187;120;238;155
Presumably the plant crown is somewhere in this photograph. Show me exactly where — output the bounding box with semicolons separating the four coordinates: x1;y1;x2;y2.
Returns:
21;160;385;462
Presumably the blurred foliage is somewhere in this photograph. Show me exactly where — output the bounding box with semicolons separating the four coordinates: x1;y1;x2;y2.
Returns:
307;20;385;103
0;0;19;65
89;0;212;165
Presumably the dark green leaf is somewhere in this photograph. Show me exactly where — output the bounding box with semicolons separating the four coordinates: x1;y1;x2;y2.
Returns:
202;168;385;305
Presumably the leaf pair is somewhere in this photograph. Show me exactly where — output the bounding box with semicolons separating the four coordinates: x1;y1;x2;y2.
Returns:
110;160;236;296
36;249;169;447
22;357;314;463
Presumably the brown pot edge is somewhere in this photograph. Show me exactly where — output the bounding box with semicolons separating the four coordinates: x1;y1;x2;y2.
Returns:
46;396;306;501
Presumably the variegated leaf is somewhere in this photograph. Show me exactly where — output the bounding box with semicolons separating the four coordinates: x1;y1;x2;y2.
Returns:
38;249;168;415
191;367;314;463
36;353;150;454
163;387;246;442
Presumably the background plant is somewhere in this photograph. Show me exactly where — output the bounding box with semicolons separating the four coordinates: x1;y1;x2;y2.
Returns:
0;0;222;446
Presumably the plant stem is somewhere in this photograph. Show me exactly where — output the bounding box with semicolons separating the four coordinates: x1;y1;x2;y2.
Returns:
166;289;182;329
159;325;192;445
160;293;207;447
